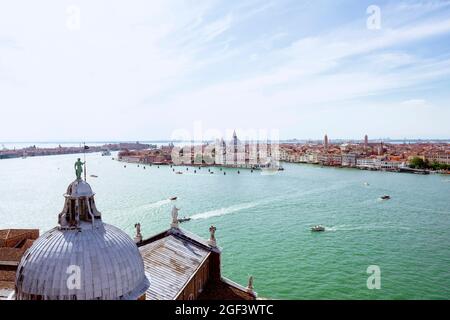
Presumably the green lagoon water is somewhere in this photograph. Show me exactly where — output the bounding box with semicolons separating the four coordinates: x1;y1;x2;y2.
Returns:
0;152;449;299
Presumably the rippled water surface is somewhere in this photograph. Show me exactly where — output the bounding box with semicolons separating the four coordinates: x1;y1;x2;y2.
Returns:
1;152;449;299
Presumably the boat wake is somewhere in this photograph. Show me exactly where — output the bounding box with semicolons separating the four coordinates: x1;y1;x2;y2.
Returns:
138;199;172;210
190;202;260;220
326;224;411;232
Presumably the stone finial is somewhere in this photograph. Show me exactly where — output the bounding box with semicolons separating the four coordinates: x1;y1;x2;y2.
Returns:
171;206;180;228
208;225;217;247
247;275;254;291
134;223;142;243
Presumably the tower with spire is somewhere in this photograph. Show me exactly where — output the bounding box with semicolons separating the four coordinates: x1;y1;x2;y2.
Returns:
233;130;238;165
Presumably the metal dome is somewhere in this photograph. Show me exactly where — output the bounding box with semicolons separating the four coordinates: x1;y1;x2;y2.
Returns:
66;179;94;197
15;176;149;300
15;223;149;300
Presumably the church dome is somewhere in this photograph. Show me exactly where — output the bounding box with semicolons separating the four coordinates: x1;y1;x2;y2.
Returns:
66;179;94;197
15;175;149;300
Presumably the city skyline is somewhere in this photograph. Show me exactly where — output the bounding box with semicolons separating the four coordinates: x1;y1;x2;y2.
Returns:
1;0;450;141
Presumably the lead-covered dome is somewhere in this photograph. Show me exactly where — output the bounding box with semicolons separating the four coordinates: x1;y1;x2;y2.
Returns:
15;176;149;300
66;179;94;197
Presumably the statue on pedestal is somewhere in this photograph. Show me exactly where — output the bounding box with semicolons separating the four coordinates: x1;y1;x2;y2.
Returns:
247;276;254;291
208;225;217;247
171;206;180;228
74;158;85;180
134;223;142;243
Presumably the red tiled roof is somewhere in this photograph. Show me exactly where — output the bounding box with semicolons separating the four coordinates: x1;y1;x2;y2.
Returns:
0;248;24;263
0;229;39;248
0;229;29;240
0;270;16;283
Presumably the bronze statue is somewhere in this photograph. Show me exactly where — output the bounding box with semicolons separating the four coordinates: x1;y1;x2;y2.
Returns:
74;158;85;180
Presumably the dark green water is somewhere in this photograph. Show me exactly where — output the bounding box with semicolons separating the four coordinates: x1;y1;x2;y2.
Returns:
1;152;449;299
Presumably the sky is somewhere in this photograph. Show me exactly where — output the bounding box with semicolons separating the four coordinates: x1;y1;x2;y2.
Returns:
0;0;450;141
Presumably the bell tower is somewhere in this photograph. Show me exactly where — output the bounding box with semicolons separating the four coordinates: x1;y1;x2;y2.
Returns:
58;161;102;230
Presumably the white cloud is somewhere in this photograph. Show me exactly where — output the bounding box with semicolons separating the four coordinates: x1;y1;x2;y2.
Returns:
0;0;449;140
400;99;429;107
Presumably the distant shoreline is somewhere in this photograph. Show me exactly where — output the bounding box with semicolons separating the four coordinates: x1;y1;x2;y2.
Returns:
0;142;151;160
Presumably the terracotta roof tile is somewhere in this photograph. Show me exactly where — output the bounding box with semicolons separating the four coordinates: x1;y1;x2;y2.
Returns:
0;248;24;262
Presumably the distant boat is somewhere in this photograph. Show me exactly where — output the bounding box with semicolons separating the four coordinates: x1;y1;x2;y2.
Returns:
90;174;98;178
101;150;111;156
175;171;183;175
260;158;281;175
177;217;191;223
364;182;370;186
380;195;391;200
311;225;325;232
170;196;177;201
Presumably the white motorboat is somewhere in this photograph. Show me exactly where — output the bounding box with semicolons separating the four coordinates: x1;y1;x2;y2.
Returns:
311;225;325;232
260;158;281;175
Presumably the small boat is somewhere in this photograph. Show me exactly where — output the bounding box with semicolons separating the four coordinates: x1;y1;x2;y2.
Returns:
311;225;325;232
170;196;177;201
175;171;183;175
364;182;370;186
101;150;111;156
177;217;191;223
380;195;391;200
260;158;281;175
90;174;98;178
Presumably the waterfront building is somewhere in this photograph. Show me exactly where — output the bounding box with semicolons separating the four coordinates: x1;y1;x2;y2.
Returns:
318;153;342;166
341;153;358;167
378;142;384;156
278;141;448;173
379;160;405;170
225;131;246;166
425;151;450;165
233;130;239;165
193;145;204;165
214;139;227;165
356;157;380;169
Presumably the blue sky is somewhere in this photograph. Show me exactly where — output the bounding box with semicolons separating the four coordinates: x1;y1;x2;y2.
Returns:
1;0;450;141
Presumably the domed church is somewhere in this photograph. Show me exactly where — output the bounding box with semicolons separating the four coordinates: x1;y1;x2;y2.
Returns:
14;168;150;300
9;160;257;301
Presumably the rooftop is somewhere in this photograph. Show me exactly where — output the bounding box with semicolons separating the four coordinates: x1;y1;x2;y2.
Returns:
139;230;211;300
138;226;256;300
0;229;38;300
